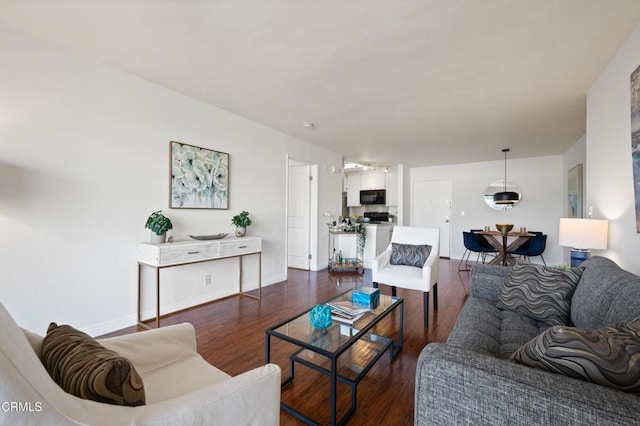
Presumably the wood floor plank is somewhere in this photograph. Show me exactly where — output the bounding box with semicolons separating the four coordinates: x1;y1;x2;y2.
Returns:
102;258;471;425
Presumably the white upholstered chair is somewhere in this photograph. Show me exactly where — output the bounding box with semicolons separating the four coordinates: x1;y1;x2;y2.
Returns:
0;302;281;425
372;226;440;327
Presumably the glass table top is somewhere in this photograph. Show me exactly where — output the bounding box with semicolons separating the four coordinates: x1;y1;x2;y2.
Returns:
267;289;401;354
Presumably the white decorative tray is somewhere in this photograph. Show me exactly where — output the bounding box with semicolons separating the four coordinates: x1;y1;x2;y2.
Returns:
188;233;228;240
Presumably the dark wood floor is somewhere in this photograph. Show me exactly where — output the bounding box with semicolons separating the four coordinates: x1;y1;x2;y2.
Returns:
104;258;471;425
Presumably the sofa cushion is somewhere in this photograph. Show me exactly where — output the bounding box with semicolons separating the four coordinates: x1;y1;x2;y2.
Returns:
497;262;584;326
571;256;640;329
42;323;145;406
447;297;544;359
390;243;431;268
511;317;640;394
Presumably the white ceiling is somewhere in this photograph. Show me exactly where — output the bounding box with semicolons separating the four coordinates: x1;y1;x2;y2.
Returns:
1;0;639;167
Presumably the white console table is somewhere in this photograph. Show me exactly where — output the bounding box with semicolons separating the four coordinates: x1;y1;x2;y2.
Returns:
137;237;262;328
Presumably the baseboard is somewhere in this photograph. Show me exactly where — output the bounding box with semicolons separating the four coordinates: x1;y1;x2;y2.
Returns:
87;276;286;336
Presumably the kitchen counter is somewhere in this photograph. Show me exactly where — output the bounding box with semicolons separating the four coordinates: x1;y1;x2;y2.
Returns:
362;223;394;268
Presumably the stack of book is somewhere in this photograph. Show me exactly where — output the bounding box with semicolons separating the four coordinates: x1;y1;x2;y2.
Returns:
326;300;372;324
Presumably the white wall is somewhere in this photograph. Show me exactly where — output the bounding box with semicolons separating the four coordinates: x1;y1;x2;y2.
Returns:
587;22;640;274
411;155;564;265
0;28;342;334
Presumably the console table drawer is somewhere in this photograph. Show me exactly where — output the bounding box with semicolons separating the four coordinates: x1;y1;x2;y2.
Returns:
138;241;220;266
219;238;261;256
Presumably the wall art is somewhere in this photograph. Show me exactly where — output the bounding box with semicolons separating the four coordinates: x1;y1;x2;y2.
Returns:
170;141;229;209
631;64;640;231
567;164;583;218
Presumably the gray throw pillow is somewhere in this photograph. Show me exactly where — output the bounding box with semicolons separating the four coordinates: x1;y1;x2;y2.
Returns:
497;262;584;326
390;243;432;268
511;317;640;394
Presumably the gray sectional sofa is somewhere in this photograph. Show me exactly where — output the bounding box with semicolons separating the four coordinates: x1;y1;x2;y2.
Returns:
415;256;640;425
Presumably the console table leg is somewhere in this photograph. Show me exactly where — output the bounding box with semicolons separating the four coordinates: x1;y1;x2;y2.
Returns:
156;267;160;329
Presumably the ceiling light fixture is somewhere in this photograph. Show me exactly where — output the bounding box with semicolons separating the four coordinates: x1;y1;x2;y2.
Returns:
493;148;519;205
302;122;314;128
343;162;362;170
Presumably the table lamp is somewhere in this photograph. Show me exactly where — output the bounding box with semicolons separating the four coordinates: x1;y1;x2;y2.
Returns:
558;218;608;267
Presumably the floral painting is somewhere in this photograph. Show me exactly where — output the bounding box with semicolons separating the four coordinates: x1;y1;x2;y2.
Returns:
170;141;229;209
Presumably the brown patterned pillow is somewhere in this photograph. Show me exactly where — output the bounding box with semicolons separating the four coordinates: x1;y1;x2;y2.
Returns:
511;317;640;393
42;323;145;406
497;262;584;326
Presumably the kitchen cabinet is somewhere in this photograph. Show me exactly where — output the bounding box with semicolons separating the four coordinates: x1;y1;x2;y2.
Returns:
345;172;361;206
361;170;386;190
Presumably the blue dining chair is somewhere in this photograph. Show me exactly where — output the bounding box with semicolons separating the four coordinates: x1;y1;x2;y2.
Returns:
510;232;547;265
458;231;497;271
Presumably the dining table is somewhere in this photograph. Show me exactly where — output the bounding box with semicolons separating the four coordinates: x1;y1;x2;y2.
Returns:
473;230;535;266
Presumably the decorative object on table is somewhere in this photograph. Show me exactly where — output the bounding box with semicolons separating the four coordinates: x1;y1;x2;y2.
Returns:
231;210;252;237
495;223;513;235
631;64;640;232
188;233;228;240
308;305;332;329
326;300;372;324
170;141;229;209
323;211;340;231
567;164;583;218
558;218;609;266
352;286;380;309
145;210;173;243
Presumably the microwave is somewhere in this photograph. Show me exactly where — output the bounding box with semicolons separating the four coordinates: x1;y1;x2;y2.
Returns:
360;189;386;205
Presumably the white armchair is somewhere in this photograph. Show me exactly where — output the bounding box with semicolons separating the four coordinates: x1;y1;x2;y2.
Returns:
372;226;440;327
0;302;281;425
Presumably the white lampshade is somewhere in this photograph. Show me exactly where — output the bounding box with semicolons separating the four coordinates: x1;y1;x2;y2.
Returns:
558;218;608;250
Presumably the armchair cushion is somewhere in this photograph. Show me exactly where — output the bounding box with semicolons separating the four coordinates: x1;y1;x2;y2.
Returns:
390;243;432;268
42;323;146;407
511;316;640;394
497;262;584;326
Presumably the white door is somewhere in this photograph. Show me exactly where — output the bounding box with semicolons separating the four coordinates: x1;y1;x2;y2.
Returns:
288;164;311;269
412;179;452;258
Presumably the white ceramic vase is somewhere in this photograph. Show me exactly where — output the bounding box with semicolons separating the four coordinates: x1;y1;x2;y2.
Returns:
150;232;166;244
235;227;246;237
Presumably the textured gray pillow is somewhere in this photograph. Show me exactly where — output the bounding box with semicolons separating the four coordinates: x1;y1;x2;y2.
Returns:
497;262;584;326
390;243;431;268
511;317;640;394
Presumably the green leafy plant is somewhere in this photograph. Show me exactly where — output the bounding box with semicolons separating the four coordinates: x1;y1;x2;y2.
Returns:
357;225;367;259
145;210;173;235
231;211;252;228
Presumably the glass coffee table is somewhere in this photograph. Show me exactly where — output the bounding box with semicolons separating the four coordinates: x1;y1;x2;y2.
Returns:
265;289;404;426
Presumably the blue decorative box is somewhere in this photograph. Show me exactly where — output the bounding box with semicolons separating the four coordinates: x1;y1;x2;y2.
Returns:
352;287;380;309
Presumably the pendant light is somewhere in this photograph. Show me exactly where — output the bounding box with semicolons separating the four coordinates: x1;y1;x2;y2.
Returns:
493;148;519;205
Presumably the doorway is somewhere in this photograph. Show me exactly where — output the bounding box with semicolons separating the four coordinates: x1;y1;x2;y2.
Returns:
412;179;452;258
287;159;318;270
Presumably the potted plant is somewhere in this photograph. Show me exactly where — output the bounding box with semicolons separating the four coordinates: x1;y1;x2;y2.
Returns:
231;211;252;237
145;210;173;243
